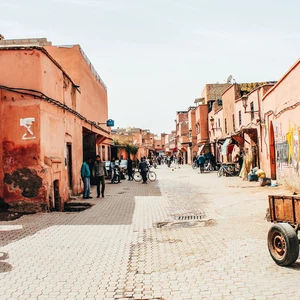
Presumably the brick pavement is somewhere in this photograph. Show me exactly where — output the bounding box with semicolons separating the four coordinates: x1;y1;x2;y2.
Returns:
0;165;299;300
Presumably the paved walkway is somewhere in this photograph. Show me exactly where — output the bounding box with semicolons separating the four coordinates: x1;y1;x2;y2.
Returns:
0;165;299;300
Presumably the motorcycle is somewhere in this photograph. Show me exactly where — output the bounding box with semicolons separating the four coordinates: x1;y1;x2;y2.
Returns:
111;167;121;184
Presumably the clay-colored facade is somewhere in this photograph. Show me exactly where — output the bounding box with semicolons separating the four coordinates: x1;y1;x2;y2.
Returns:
260;60;300;191
0;42;110;212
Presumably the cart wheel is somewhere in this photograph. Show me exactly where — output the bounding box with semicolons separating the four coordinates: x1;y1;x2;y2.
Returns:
267;223;299;266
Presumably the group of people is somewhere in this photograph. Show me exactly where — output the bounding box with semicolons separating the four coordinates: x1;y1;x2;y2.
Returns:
193;153;216;170
80;155;153;199
81;155;107;199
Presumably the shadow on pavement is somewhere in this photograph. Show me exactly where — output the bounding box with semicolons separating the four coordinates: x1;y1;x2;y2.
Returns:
0;179;161;247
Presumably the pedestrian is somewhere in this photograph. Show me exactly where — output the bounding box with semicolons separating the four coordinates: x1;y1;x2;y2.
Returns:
81;157;93;199
127;156;133;181
210;153;216;169
93;155;107;198
239;148;252;180
138;157;148;184
197;152;205;173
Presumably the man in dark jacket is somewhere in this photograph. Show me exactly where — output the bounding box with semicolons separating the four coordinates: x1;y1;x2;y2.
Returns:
127;157;133;181
138;157;148;184
197;153;205;173
81;157;92;199
93;155;107;198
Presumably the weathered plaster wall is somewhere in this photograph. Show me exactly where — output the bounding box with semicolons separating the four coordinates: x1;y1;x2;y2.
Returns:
261;62;300;191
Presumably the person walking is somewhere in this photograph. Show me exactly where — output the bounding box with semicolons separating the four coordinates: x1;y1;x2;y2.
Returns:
197;152;205;173
127;157;133;181
93;155;107;198
81;157;92;199
138;157;148;184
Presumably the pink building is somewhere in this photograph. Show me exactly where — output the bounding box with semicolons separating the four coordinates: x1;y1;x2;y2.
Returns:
260;59;300;191
0;38;110;212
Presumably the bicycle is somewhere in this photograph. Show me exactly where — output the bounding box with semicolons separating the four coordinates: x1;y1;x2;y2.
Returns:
217;164;239;177
192;161;198;169
133;169;157;182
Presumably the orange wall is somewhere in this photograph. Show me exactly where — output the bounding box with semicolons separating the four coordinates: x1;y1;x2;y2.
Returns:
0;47;110;211
222;85;236;136
45;45;109;132
195;104;209;144
261;62;300;190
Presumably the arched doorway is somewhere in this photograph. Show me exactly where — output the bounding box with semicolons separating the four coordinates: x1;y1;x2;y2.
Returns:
269;121;277;180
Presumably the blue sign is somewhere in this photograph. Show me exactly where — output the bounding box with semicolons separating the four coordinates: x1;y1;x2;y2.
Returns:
106;119;114;127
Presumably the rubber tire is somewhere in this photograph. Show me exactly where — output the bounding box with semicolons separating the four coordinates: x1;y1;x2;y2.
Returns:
113;175;120;184
192;163;198;170
217;168;223;177
267;223;299;266
133;171;142;182
148;171;157;181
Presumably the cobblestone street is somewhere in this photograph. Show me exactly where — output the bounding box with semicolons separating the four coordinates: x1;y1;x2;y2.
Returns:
0;165;299;300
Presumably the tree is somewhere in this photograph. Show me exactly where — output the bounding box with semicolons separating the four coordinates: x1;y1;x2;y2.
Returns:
125;143;132;159
131;145;139;159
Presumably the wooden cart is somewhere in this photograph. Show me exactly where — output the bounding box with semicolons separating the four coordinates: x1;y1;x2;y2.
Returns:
267;195;300;266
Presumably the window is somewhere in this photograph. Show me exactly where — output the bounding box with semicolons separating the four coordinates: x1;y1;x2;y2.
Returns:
239;111;242;126
224;118;227;134
232;114;235;131
250;101;254;120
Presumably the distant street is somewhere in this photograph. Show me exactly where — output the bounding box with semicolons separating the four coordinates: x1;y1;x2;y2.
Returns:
0;164;299;300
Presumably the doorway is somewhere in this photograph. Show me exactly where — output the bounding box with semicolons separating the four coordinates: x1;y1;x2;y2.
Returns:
54;180;61;211
269;121;277;180
66;143;72;189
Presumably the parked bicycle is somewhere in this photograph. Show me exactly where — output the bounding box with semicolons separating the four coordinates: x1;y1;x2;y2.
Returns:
217;164;239;177
133;169;157;182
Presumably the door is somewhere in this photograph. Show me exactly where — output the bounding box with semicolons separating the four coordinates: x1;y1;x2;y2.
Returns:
269;121;277;180
66;143;72;189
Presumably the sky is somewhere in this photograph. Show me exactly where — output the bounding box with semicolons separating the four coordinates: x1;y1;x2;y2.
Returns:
1;0;300;135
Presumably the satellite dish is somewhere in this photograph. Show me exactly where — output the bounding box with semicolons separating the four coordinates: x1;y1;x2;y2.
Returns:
226;75;233;83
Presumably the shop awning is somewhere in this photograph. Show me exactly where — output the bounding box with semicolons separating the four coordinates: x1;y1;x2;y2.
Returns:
197;144;205;155
231;135;249;145
221;138;231;155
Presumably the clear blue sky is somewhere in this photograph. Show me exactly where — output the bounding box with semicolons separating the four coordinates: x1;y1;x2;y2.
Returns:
1;0;300;134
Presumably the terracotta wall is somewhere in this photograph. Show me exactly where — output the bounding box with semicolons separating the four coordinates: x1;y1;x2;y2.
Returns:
260;62;300;191
0;47;110;212
195;104;209;144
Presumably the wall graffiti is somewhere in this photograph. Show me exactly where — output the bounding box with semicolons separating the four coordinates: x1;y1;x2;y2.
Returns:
20;118;36;140
274;121;299;171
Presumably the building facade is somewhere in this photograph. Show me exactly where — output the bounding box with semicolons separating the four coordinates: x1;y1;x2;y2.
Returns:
0;38;110;212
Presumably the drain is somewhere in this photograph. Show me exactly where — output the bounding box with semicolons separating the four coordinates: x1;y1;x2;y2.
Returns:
173;213;204;221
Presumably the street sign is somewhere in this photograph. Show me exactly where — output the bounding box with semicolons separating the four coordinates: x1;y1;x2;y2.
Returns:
106;119;114;127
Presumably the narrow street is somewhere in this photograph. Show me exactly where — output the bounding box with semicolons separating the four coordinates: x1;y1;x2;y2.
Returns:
0;165;299;300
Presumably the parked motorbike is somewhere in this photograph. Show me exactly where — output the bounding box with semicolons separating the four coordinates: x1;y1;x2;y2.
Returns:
111;167;121;184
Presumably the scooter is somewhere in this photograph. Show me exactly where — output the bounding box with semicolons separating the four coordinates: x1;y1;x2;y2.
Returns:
111;167;121;184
